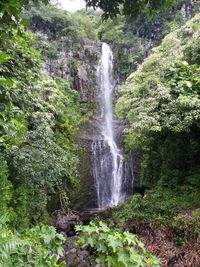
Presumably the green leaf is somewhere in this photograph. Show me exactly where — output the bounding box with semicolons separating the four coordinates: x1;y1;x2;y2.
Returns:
123;232;137;245
0;52;10;64
21;18;30;27
107;237;121;252
118;251;130;266
97;241;107;253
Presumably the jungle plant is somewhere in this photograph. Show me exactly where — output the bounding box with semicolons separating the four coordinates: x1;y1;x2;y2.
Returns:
0;220;65;267
76;221;160;267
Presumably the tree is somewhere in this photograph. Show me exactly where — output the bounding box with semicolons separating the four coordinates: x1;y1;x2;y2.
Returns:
85;0;177;19
0;0;81;227
116;14;200;149
116;14;200;186
0;0;48;31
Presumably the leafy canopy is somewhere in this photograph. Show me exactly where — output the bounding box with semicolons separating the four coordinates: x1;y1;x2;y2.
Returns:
85;0;177;19
116;14;200;149
0;0;48;32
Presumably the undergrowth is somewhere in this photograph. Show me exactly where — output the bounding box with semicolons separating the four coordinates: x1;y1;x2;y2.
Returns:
76;221;160;267
111;185;200;225
109;185;200;248
0;216;65;267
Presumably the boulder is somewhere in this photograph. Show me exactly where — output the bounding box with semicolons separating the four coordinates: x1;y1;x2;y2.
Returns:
55;210;80;236
65;236;96;267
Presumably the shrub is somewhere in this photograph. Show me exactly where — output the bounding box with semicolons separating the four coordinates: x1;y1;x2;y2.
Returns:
0;222;65;267
76;221;160;267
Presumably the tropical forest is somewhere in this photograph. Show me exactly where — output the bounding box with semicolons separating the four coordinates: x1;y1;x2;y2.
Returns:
0;0;200;266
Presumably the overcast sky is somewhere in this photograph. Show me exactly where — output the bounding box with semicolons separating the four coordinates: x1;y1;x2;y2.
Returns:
57;0;86;12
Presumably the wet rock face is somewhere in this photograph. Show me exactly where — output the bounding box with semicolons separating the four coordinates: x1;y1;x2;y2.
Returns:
122;149;142;197
113;121;141;197
76;137;98;210
45;38;100;103
73;39;100;103
75;118;106;210
44;38;102;210
75;118;141;210
45;54;71;80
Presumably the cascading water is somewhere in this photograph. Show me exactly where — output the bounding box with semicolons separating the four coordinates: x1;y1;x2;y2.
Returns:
92;43;124;208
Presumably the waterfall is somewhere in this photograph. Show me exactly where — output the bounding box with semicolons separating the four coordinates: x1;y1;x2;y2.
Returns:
92;43;124;208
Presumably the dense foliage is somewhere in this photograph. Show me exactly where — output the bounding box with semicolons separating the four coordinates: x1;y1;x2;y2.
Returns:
0;71;81;228
77;221;160;266
116;14;200;187
0;0;83;265
108;186;200;265
99;1;199;80
0;219;65;267
0;0;87;265
85;0;177;19
112;186;200;226
25;4;98;63
0;0;81;228
1;0;200;265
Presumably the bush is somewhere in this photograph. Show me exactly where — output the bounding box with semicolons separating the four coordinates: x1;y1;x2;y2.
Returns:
76;221;160;267
112;185;200;227
0;221;65;267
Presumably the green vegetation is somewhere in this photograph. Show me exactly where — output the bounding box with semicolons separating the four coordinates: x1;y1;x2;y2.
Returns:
7;76;81;228
104;185;200;266
99;1;199;80
116;14;200;187
25;4;100;116
77;221;160;267
0;219;65;267
82;183;200;265
110;13;200;265
25;4;98;63
1;0;91;228
1;0;200;265
0;52;81;228
112;186;200;227
85;0;177;19
0;0;48;34
0;1;81;264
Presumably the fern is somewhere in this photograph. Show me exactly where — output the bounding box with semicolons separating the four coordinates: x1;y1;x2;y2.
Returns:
0;214;24;265
0;222;22;266
0;219;65;267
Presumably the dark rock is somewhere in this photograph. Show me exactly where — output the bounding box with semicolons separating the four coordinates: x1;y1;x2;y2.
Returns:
77;261;91;267
122;149;142;197
133;187;145;197
55;210;80;236
133;186;150;197
65;236;96;267
81;208;112;223
73;39;100;103
66;248;77;265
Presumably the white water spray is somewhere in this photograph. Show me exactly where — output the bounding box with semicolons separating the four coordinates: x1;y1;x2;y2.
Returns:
92;43;124;208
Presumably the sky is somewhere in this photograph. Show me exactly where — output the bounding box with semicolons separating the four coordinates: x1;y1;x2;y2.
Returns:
57;0;86;12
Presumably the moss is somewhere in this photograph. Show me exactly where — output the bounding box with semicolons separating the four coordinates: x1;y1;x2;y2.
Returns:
72;143;96;210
